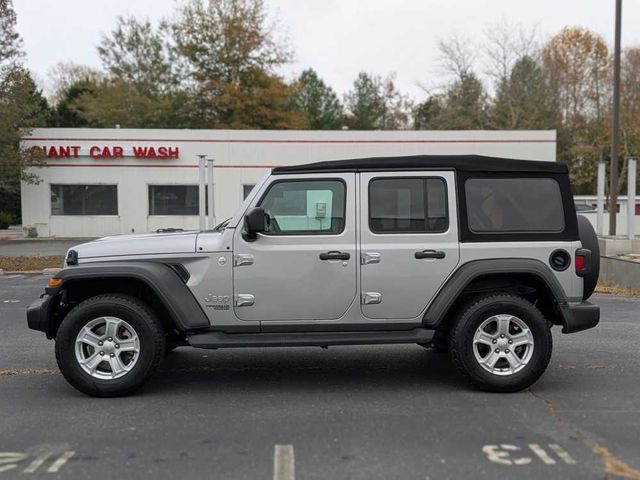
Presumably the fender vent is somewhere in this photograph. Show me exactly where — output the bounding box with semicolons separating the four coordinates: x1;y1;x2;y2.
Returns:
168;263;190;283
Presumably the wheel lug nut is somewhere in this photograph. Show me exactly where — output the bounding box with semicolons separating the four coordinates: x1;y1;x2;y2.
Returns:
500;334;505;338
115;344;120;349
108;337;113;342
505;349;510;354
492;339;497;344
495;348;500;353
110;353;115;358
98;341;103;346
508;340;513;344
100;351;104;356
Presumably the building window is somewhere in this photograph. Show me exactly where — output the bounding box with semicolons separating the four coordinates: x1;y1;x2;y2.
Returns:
465;178;564;233
243;184;256;200
51;185;118;216
258;180;346;234
369;178;448;233
149;185;209;215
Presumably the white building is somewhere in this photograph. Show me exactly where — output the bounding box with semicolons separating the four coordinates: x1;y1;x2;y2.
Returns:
21;128;556;238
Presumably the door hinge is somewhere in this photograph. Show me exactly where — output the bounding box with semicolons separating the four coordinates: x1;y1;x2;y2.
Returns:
361;252;381;265
361;292;382;305
235;294;255;307
234;254;254;266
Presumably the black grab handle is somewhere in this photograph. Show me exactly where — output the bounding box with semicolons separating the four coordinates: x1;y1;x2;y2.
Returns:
319;251;351;261
414;250;446;259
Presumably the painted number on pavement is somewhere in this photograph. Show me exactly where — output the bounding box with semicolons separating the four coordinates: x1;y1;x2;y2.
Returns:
483;443;576;466
0;451;75;474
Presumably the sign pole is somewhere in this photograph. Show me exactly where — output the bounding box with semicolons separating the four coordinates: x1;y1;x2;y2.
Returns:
628;158;636;240
207;158;215;229
198;155;206;231
596;162;605;236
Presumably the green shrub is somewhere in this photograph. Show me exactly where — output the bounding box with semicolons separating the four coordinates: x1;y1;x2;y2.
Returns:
0;211;13;229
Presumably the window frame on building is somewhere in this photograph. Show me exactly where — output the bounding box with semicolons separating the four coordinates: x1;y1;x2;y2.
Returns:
50;184;119;216
147;184;208;216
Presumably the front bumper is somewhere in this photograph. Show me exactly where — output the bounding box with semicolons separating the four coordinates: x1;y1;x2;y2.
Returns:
560;301;600;333
27;295;55;338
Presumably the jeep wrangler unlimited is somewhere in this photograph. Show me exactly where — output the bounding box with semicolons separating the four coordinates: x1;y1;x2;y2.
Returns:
27;155;600;397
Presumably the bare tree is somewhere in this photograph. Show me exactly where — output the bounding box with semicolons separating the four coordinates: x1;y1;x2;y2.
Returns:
483;19;539;84
437;34;475;81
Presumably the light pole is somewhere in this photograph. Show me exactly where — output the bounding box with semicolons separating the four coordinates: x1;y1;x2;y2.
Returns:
609;0;622;235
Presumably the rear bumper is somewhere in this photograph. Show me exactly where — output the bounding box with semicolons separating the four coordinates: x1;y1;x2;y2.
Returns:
27;295;55;338
560;301;600;333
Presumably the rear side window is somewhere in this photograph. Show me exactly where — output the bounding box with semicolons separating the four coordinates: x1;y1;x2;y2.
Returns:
465;178;564;233
369;178;448;233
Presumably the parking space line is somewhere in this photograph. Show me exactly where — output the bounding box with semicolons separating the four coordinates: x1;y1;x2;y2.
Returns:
528;444;556;464
47;451;75;473
273;445;294;480
549;444;576;464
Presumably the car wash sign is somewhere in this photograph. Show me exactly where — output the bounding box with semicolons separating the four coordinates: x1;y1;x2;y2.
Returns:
34;145;180;160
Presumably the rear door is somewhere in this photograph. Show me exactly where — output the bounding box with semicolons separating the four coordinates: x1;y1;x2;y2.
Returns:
360;171;460;319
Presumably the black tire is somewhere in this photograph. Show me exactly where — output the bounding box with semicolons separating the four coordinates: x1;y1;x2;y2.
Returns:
449;294;552;393
55;294;165;397
577;214;600;300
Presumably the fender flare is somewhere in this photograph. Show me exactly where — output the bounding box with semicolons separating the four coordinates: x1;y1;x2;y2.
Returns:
50;262;210;332
423;258;571;329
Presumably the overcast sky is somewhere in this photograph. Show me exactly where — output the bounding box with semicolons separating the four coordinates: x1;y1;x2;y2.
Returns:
13;0;640;100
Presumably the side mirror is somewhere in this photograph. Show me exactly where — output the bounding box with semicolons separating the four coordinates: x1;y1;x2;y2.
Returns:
243;207;266;241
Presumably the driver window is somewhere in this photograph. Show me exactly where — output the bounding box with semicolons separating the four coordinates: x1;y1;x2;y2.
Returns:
258;180;346;234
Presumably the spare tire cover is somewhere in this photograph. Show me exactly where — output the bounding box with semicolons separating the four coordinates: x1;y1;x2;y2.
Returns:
577;215;600;300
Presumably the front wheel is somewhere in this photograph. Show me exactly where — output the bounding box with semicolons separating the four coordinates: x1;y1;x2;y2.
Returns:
449;294;552;392
55;294;165;397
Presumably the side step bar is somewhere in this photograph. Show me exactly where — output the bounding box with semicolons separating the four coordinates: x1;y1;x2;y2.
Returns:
188;328;434;349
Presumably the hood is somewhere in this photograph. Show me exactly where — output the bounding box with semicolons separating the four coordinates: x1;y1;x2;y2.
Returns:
70;231;200;262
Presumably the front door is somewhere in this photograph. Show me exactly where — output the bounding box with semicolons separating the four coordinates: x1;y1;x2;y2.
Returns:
360;171;460;319
233;173;357;322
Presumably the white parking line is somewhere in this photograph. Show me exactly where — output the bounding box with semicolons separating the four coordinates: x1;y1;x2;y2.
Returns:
273;445;295;480
47;451;75;473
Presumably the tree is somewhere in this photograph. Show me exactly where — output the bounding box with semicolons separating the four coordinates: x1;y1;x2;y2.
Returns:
344;72;385;130
491;55;559;129
414;73;488;129
172;0;290;84
293;69;343;129
0;0;21;66
168;0;297;128
542;27;612;193
0;1;49;222
98;16;180;94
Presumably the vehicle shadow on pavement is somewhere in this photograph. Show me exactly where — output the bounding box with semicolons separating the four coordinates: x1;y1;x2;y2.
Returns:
145;345;464;395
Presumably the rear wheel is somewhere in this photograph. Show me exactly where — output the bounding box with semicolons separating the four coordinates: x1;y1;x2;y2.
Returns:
55;294;165;397
449;294;552;392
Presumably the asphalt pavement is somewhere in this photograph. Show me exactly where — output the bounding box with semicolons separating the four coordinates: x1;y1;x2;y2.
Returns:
1;274;639;479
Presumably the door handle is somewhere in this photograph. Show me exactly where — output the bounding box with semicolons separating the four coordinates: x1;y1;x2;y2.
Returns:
414;250;446;259
319;251;351;261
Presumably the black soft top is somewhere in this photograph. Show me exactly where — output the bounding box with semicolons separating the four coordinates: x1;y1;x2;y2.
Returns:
272;154;567;175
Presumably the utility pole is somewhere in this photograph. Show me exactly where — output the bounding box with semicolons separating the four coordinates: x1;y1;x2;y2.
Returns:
609;0;622;235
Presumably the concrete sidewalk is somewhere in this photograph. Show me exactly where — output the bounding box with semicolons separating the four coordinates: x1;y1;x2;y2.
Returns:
0;238;93;257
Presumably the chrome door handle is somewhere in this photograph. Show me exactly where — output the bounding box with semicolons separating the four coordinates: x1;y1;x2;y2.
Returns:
319;251;350;261
415;250;446;259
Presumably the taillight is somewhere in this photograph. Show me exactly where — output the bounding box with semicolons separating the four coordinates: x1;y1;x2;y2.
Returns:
575;249;591;277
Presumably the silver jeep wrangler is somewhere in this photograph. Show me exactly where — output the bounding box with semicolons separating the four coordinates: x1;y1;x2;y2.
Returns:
27;155;600;397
